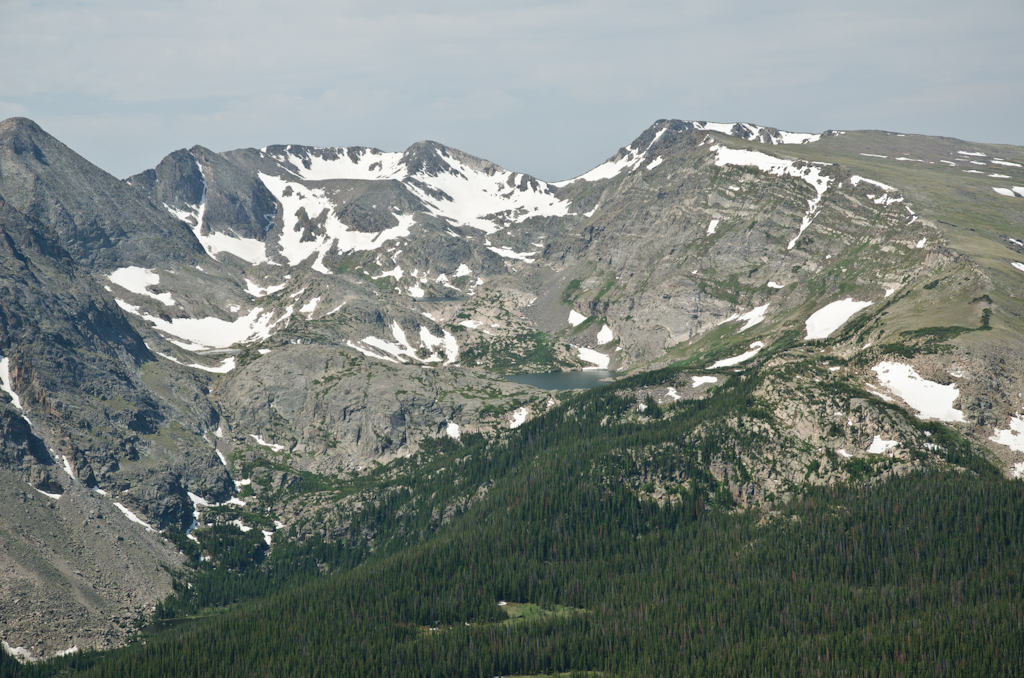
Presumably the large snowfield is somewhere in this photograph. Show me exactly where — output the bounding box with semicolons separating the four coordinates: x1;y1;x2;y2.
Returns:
804;299;873;340
871;362;965;423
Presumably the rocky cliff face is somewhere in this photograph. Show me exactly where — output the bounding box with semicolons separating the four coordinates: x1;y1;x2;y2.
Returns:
0;118;202;269
1;115;1023;657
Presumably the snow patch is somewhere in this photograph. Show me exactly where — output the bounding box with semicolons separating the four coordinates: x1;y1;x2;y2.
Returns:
775;131;824;145
401;151;570;233
509;406;529;429
577;347;610;369
767;281;784;289
849;175;897;192
249;435;285;453
273;147;406;181
244;279;287;297
346;340;399;364
2;642;36;662
735;304;769;332
868;436;899;456
487;245;539;263
373;265;403;281
707;219;719;235
596;324;614;345
362;321;423;362
419;325;445;352
260;174;414;267
871;193;904;206
113;502;154;531
0;357;23;411
116;303;293;350
989;415;1024;453
568;310;588;327
107;267;175;306
299;296;320;318
61;455;75;480
446;421;460;439
195;231;268;265
1012;262;1024;273
155;352;236;373
353;321;457;365
556;129;669;184
442;332;460;365
198;356;236;373
871;362;965;422
804;299;873;340
690;121;824;145
692;375;718;387
710;342;764;369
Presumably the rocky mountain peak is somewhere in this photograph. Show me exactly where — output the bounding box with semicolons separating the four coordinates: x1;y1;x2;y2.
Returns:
399;140;454;177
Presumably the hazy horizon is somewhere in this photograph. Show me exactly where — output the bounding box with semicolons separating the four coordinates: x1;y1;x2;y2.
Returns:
3;0;1021;181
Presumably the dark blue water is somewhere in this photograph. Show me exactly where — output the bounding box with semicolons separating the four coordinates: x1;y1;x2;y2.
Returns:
505;370;617;391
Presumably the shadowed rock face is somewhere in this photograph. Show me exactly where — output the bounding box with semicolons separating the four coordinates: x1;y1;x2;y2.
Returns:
0;117;202;269
129;148;207;208
0;200;200;658
0;199;232;521
128;146;279;242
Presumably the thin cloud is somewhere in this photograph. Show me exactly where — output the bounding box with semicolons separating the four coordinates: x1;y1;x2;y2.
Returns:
2;0;1021;179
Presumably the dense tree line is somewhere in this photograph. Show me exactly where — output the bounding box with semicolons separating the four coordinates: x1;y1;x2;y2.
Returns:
5;365;1022;677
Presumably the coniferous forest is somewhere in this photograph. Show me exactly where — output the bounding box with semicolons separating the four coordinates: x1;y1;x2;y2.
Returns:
3;364;1023;677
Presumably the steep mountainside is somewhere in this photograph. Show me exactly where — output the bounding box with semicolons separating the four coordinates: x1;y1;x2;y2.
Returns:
0;119;202;269
0;116;1022;659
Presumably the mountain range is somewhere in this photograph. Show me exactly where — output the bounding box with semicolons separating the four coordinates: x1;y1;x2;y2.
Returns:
0;115;1022;664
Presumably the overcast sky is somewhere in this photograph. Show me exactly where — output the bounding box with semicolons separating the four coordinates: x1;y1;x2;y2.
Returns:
2;0;1022;181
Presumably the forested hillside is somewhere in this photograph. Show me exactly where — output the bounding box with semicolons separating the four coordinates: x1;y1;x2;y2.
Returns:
5;361;1022;677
